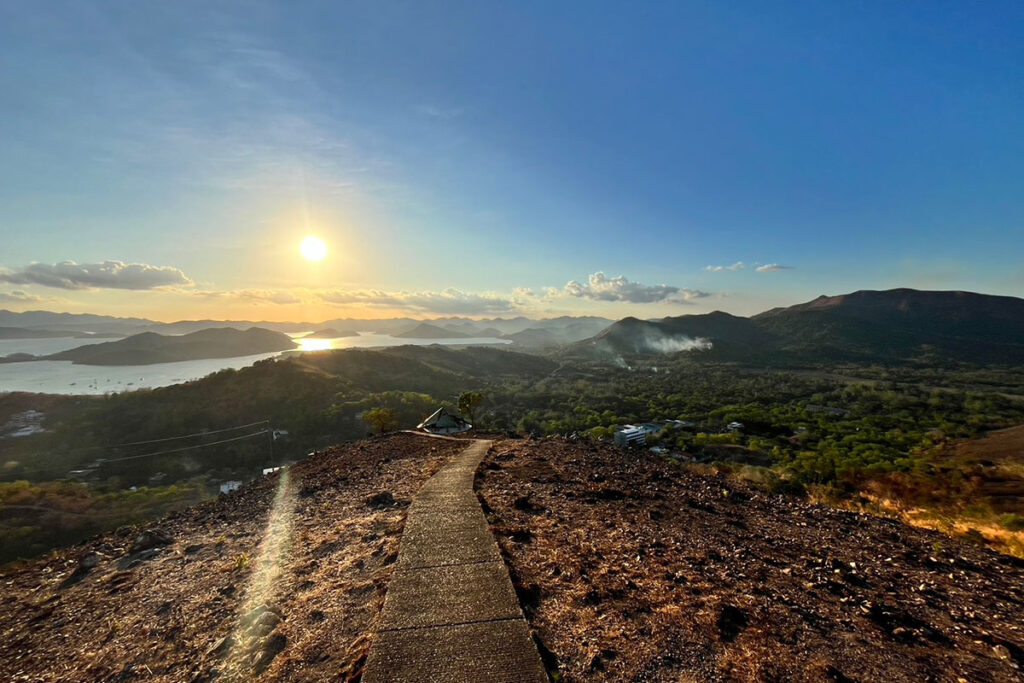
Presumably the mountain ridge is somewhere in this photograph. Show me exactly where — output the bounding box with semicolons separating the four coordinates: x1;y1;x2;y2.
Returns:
577;288;1024;364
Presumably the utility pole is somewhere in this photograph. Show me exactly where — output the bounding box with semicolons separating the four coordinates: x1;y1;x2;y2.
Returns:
268;424;275;467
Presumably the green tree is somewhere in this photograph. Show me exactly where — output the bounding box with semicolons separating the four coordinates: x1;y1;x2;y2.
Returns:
458;391;485;425
362;407;398;434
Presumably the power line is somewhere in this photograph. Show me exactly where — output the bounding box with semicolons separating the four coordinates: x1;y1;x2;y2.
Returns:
2;429;271;478
33;420;271;459
96;420;269;449
101;430;271;464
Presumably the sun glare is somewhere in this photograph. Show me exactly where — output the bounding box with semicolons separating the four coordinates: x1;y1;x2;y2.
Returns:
299;235;327;261
297;338;333;351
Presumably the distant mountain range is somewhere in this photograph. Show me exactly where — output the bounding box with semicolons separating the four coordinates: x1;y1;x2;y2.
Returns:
0;310;613;349
8;288;1020;365
0;309;607;337
18;328;297;366
393;322;473;339
576;289;1024;364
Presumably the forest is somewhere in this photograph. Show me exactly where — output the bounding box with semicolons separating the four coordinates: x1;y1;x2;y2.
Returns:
1;346;1023;562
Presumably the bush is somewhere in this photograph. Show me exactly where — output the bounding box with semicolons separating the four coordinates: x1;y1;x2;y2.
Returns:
999;513;1024;532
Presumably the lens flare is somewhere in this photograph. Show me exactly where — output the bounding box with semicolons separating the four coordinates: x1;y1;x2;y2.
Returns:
222;467;295;677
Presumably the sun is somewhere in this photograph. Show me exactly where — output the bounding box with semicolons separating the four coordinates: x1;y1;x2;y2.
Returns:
299;235;327;262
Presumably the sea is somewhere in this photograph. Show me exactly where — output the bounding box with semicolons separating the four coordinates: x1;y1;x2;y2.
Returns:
0;333;511;395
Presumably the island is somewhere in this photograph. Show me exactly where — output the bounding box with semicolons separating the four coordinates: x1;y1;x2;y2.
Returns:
40;327;297;366
302;328;358;339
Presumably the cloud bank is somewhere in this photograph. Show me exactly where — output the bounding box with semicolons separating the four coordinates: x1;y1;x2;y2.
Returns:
319;288;517;315
0;261;193;290
564;272;708;304
755;263;794;272
0;289;48;304
193;288;303;305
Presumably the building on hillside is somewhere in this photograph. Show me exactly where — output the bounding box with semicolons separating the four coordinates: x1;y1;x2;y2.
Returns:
418;407;472;435
614;425;647;447
219;480;242;494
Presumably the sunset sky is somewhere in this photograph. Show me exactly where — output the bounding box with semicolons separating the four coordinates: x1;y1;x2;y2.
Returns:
2;1;1022;321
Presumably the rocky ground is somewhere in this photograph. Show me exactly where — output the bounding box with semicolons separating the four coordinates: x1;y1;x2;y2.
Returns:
478;438;1024;682
0;433;464;682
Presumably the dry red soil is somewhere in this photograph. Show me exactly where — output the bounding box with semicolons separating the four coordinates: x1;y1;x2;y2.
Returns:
478;438;1024;682
0;433;464;682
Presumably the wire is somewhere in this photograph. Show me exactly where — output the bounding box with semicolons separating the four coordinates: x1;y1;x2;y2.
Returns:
33;420;271;459
95;420;270;449
100;430;270;463
1;429;271;478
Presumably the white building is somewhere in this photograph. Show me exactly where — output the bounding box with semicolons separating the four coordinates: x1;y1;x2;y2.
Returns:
614;425;647;447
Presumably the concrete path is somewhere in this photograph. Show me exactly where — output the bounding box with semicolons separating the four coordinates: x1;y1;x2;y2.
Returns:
362;439;548;683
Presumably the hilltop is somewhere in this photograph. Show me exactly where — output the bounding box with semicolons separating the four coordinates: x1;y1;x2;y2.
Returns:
1;434;1022;682
478;438;1024;681
0;433;467;682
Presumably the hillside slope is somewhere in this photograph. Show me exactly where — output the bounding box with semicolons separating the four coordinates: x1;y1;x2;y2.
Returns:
2;434;1023;681
753;288;1024;362
478;438;1024;681
0;434;466;682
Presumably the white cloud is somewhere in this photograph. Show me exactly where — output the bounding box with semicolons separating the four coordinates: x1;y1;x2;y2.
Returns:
564;272;708;304
705;261;745;272
318;288;517;316
0;289;48;304
755;264;794;272
0;261;193;290
192;288;302;305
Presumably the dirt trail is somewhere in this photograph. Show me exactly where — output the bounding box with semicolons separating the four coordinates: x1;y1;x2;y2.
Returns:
363;439;546;683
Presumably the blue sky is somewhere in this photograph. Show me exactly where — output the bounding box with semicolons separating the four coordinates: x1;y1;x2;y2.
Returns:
1;1;1022;320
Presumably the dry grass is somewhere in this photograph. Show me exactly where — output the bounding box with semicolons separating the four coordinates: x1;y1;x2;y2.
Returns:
480;437;1024;682
0;433;465;682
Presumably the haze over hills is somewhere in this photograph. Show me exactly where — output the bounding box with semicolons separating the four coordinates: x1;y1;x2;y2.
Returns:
0;310;613;344
576;288;1024;364
393;322;474;339
0;327;114;340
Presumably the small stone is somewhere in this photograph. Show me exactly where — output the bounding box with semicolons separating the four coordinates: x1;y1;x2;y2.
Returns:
78;551;101;571
993;644;1011;660
253;633;287;671
131;528;173;553
205;635;234;658
365;492;396;509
